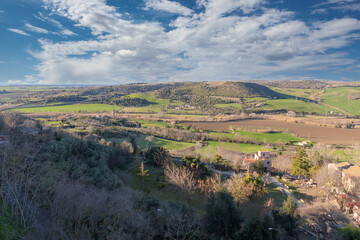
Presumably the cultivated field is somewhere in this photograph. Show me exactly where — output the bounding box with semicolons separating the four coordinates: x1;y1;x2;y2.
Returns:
186;119;360;144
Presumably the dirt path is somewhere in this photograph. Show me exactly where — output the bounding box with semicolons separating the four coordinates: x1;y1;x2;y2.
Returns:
310;88;352;116
265;176;304;207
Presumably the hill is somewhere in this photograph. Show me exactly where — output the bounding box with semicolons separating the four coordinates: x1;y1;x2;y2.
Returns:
157;82;280;99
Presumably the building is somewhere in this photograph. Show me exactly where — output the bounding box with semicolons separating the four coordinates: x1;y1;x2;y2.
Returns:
243;151;272;172
328;162;360;194
296;140;313;146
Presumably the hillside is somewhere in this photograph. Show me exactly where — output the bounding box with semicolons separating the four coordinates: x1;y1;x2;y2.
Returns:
157;82;280;99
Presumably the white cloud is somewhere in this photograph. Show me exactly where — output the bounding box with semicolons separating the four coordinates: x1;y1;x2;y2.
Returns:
8;28;31;36
0;10;4;14
312;0;360;13
144;0;194;16
25;0;360;84
60;29;76;36
25;23;49;34
0;61;4;64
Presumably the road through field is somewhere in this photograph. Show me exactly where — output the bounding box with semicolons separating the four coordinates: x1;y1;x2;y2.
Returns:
185;119;360;144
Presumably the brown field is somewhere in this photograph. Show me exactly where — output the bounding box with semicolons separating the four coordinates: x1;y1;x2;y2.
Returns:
185;119;360;145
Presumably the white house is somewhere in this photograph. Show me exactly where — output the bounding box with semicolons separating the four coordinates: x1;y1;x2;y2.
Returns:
244;151;272;172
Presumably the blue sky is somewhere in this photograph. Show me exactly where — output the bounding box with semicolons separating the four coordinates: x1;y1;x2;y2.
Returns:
1;0;360;85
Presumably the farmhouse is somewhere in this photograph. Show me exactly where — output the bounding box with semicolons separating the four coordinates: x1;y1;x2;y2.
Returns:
297;140;312;146
328;162;360;194
243;151;272;172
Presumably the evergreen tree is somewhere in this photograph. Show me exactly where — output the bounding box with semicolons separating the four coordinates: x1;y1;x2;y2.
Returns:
291;147;312;177
281;196;298;219
137;161;149;192
205;191;243;238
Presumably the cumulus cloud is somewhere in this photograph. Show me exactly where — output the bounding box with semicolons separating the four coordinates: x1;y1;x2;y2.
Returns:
144;0;194;16
8;28;31;36
24;0;360;84
25;23;49;34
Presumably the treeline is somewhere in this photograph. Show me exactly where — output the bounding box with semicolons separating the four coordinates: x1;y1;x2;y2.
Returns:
78;83;178;96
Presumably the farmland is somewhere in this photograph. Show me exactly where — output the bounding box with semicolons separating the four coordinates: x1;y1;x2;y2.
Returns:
12;104;122;113
186;119;360;144
321;87;360;115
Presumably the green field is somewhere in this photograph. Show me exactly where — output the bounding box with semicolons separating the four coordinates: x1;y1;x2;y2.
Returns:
271;88;319;99
321;87;360;115
198;141;271;159
112;134;194;151
208;130;304;144
215;103;243;109
258;99;339;114
12;104;122;113
122;93;169;113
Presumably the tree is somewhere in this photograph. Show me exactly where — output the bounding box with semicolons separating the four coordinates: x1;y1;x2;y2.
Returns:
183;156;211;180
129;135;138;154
291;147;312;177
137;161;150;192
164;163;197;207
205;191;243;238
226;172;266;204
145;147;169;166
271;197;299;238
145;135;154;148
281;196;298;219
253;159;265;175
336;225;360;240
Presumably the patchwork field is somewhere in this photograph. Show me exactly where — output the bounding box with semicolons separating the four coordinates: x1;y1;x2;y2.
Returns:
186;119;360;144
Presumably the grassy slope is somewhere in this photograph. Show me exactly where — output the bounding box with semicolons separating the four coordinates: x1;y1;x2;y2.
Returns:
126;165;207;214
112;134;194;151
322;87;360;115
13;104;122;113
271;88;319;99
122;93;169;113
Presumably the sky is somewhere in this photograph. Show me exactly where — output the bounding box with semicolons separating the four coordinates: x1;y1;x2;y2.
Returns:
0;0;360;85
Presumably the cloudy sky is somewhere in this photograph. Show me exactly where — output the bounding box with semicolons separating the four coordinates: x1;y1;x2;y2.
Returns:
1;0;360;85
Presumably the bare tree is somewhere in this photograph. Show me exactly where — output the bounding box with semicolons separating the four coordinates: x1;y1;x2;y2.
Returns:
164;163;197;207
309;144;335;163
0;140;45;230
300;200;350;239
315;166;343;192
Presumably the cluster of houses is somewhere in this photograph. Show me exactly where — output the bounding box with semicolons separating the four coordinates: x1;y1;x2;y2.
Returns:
328;162;360;194
328;162;360;223
335;193;360;223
